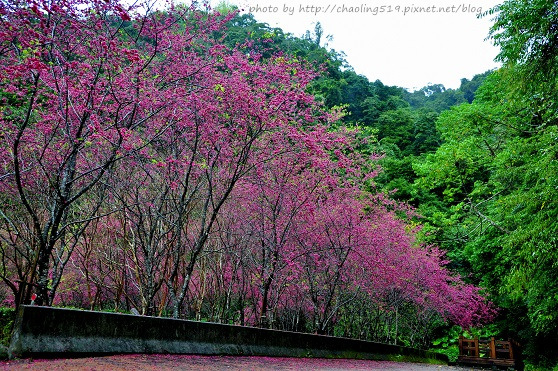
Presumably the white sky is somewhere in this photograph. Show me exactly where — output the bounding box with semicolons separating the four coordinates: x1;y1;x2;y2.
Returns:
219;0;502;90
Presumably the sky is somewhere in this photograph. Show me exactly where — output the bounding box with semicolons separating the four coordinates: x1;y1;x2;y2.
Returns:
218;0;503;91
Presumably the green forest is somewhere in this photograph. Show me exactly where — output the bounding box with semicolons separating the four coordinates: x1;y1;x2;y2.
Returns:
0;0;556;368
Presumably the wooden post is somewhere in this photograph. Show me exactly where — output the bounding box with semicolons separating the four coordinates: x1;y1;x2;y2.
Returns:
474;337;479;357
490;337;496;359
459;336;463;356
508;338;514;360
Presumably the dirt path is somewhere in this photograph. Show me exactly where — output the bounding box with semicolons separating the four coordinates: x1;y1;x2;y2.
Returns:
0;355;479;370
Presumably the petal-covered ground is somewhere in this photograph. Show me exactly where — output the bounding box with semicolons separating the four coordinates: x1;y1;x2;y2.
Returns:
0;355;476;370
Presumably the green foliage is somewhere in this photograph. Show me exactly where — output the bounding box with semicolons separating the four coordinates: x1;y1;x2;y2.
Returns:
412;56;558;368
401;4;558;360
430;325;462;362
402;72;492;112
0;307;14;346
488;0;558;79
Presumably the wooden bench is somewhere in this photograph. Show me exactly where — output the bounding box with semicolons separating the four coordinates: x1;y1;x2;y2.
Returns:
458;336;519;369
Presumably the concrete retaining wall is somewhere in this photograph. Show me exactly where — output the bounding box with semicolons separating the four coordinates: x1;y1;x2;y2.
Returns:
9;305;447;362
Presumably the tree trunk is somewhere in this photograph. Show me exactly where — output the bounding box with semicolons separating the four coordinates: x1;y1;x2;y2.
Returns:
35;248;51;306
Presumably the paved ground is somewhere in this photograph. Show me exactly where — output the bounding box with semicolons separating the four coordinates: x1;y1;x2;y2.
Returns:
0;355;480;370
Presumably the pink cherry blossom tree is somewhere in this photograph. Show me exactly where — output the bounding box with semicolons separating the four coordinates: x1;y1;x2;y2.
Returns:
0;0;496;347
0;0;238;306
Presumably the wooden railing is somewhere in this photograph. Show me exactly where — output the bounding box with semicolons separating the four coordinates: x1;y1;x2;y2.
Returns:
458;336;519;368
